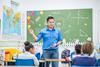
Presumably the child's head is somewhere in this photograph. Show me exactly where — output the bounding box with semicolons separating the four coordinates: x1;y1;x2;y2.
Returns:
75;44;82;54
24;41;31;46
82;41;93;56
24;41;35;54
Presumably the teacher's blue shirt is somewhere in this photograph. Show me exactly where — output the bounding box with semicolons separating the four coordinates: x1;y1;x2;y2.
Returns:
36;27;63;50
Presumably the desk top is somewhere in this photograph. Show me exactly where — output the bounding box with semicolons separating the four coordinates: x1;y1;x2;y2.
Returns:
4;59;66;62
45;59;65;62
39;60;45;62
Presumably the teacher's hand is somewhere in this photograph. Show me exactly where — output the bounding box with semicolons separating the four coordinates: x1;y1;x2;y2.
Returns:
28;29;34;34
50;44;58;48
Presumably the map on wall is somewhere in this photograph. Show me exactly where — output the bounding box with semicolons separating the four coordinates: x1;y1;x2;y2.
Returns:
27;9;92;43
2;4;21;40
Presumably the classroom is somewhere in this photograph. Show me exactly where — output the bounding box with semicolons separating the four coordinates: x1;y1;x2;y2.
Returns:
0;0;100;67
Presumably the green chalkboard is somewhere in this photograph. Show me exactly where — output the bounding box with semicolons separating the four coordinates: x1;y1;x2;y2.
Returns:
27;9;92;43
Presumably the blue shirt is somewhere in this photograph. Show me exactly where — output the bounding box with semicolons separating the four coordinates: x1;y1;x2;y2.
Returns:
36;27;63;50
72;56;97;66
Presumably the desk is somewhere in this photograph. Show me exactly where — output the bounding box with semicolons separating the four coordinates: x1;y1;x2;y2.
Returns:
45;59;67;67
39;60;46;67
39;60;45;62
45;59;66;62
39;59;67;67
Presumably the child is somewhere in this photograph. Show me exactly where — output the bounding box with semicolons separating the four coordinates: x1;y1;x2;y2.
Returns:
71;44;82;59
17;41;39;66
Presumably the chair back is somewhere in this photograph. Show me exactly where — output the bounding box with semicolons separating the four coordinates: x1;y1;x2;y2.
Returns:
35;53;41;60
96;59;100;66
15;59;34;66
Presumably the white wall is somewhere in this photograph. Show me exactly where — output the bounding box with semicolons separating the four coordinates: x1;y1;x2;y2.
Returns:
19;0;94;10
93;0;100;45
0;0;100;46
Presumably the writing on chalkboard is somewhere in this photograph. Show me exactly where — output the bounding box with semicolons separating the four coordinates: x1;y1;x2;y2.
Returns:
27;9;92;43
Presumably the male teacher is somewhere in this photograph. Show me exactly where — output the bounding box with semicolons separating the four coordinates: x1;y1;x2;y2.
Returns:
29;16;63;67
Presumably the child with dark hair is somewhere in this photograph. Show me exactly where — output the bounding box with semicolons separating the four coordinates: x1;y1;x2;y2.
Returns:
17;41;39;66
71;44;82;59
75;44;81;54
24;41;31;46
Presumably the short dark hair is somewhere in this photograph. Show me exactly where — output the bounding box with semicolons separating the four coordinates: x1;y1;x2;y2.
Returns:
24;41;31;46
24;41;34;51
75;44;82;54
47;16;54;22
25;44;34;51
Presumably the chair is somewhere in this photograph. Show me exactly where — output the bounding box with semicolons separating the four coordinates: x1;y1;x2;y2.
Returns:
70;51;75;59
96;59;100;66
61;49;70;63
35;53;41;60
15;59;34;66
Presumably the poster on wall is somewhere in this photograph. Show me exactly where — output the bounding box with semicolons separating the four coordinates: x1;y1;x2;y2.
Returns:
2;2;22;41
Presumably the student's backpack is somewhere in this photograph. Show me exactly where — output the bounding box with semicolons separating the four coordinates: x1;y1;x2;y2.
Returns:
61;49;70;63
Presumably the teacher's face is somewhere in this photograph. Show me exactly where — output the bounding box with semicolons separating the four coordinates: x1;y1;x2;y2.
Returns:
47;19;55;29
